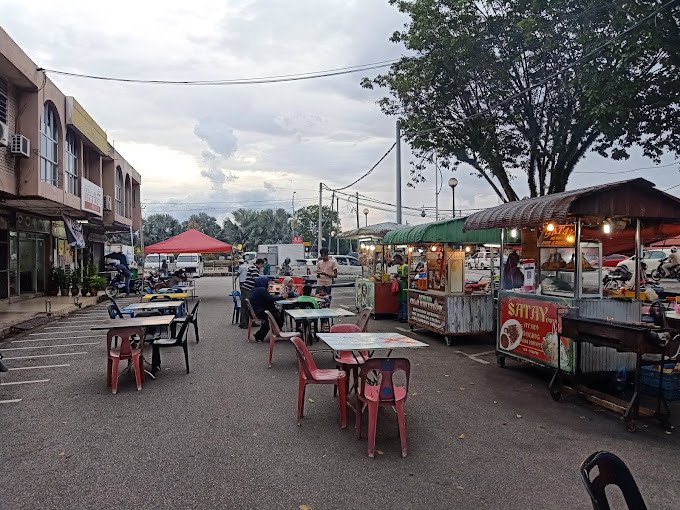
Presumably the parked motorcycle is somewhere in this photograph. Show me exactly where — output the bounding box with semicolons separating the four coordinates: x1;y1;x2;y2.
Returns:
603;265;633;290
650;258;680;283
105;271;143;297
153;269;188;292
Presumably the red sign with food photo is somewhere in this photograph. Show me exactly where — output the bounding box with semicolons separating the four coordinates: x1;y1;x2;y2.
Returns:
498;293;574;373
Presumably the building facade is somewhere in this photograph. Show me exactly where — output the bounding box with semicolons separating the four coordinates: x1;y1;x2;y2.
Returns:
0;28;142;300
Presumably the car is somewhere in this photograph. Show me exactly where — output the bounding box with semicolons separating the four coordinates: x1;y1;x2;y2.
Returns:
299;255;363;281
601;254;628;268
466;252;500;270
616;250;667;275
175;253;204;277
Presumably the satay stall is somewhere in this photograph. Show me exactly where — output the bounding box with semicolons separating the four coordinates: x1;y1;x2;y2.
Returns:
383;217;507;345
463;178;680;431
338;222;407;316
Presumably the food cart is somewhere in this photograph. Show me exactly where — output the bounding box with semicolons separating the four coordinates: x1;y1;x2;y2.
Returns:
463;178;680;430
339;222;406;316
383;217;508;345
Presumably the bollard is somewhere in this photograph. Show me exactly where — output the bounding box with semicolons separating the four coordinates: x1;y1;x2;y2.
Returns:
45;299;52;316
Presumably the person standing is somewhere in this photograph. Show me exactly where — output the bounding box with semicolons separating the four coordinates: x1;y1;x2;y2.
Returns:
112;259;131;296
394;254;409;322
263;258;271;275
316;248;337;295
239;258;264;328
237;259;248;289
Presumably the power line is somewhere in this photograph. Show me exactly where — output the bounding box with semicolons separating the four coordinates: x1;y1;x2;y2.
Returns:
329;143;397;191
38;59;398;86
573;162;679;175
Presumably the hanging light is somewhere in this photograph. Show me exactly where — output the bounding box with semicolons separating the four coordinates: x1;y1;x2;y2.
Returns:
431;245;437;252
546;223;555;232
370;244;376;251
567;235;575;243
408;246;413;253
465;246;471;253
510;228;518;238
603;222;611;234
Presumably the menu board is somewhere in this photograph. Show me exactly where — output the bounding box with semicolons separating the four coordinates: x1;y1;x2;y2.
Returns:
409;290;447;334
426;251;445;291
498;292;574;373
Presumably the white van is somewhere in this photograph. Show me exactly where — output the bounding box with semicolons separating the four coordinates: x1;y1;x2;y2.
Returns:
175;253;204;277
304;255;363;281
144;253;176;275
466;252;500;270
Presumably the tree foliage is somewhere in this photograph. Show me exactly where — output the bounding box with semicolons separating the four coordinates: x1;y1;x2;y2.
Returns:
143;214;182;246
294;205;340;250
221;208;293;250
181;212;221;238
363;0;680;201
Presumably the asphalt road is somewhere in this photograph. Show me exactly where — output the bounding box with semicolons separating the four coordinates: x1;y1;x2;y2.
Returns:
1;277;679;509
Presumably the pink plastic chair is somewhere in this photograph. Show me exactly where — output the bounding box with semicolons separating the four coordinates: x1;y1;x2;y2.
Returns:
265;310;297;368
355;358;410;458
330;323;367;396
354;308;372;332
245;299;260;342
291;336;347;428
106;326;145;394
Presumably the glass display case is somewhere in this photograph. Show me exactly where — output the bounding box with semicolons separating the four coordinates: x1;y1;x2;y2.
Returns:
538;241;602;298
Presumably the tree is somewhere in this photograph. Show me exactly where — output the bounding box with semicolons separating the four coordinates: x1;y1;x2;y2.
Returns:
363;0;680;201
181;213;221;238
294;205;340;250
142;214;182;246
221;208;293;250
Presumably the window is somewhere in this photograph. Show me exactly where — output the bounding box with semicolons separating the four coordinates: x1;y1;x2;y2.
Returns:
336;257;348;265
0;78;7;124
349;257;361;266
115;166;123;215
65;129;78;196
40;103;59;186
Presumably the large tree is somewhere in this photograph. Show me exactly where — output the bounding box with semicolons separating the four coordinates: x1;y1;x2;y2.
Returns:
181;212;221;238
363;0;680;201
221;208;293;250
294;205;340;250
142;214;182;246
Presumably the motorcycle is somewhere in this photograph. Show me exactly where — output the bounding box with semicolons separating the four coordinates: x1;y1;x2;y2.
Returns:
603;265;633;290
105;269;143;297
650;258;680;283
153;268;188;292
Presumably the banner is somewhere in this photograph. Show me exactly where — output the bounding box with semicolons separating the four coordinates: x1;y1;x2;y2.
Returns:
62;214;85;248
409;291;447;334
81;178;103;215
355;279;375;310
292;235;304;244
498;292;574;373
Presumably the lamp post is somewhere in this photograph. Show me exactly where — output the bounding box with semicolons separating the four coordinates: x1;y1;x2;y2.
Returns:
448;177;458;218
292;191;296;237
363;208;369;227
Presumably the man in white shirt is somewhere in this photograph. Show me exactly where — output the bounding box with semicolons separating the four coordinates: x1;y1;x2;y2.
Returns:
237;259;248;288
316;248;337;295
661;247;680;276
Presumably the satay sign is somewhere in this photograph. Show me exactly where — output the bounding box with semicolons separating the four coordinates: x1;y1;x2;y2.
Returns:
538;224;575;247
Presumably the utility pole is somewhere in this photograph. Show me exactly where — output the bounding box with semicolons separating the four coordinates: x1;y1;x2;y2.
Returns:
355;192;360;228
318;183;323;256
336;196;340;254
139;204;145;278
435;165;439;221
292;191;296;238
396;119;402;224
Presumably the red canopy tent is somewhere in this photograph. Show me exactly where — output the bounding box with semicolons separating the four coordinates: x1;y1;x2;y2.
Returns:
144;229;232;254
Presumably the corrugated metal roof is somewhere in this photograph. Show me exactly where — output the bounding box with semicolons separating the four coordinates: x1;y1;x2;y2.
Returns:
463;178;680;231
383;217;502;244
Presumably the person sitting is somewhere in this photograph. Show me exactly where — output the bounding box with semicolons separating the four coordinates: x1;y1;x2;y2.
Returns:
280;277;299;298
297;285;319;309
315;286;331;308
661;246;680;276
501;251;524;290
111;260;131;296
250;276;283;343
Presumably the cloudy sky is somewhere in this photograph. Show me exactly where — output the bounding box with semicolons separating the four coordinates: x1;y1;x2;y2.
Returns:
2;0;679;232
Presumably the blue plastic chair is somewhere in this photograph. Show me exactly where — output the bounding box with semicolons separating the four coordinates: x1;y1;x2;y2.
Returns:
108;296;134;318
231;290;241;324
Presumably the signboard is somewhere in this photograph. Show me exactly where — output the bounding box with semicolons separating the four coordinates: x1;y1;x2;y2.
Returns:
81;178;103;216
426;250;445;291
538;225;575;247
65;97;108;154
498;292;574;373
409;290;447;334
62;214;85;248
292;236;304;244
355;278;375;310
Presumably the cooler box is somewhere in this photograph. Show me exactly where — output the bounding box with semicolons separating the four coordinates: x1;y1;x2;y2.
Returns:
641;364;680;401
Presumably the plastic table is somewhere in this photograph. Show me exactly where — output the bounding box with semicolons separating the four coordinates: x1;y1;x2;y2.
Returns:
122;301;185;317
285;308;355;345
317;332;428;361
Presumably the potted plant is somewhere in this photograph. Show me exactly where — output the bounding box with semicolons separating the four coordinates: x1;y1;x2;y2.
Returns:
58;269;69;296
70;267;81;296
48;267;61;296
89;276;107;297
81;272;90;296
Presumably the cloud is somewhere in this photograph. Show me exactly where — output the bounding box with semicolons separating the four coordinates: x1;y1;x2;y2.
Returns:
193;118;238;158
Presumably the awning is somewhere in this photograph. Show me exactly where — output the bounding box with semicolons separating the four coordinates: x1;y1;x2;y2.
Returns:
463;178;680;231
383;217;502;245
338;222;409;240
144;229;232;254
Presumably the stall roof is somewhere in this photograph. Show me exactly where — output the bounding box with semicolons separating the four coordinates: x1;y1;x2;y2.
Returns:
383;217;501;245
463;178;680;231
144;229;233;254
338;222;409;240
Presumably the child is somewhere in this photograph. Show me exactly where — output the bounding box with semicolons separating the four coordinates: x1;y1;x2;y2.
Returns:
297;285;319;309
316;286;332;332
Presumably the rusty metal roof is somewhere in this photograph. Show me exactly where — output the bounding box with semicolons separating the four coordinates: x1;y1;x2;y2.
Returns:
463;178;680;230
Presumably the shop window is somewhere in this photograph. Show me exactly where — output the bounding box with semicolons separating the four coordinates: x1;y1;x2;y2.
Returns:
115;166;123;215
65;129;79;196
40;103;59;186
0;78;7;124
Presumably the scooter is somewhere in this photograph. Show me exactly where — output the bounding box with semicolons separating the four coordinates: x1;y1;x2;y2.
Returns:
105;270;143;297
650;258;680;283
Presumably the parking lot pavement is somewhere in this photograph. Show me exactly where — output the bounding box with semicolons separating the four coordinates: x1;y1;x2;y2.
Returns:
1;278;679;509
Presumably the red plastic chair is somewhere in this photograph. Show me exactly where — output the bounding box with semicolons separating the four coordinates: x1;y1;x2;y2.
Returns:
244;299;260;342
354;308;372;332
106;326;145;395
265;310;297;368
291;336;347;428
330;323;367;396
355;358;410;458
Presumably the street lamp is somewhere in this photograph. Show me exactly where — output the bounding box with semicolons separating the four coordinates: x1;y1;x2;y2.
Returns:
448;177;458;218
363;208;369;227
330;230;338;255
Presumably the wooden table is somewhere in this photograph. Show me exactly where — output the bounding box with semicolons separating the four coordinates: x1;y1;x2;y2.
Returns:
317;332;428;361
285;308;355;345
142;292;188;301
122;301;185;317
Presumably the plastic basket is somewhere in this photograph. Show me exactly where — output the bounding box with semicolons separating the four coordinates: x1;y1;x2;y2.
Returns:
641;364;680;401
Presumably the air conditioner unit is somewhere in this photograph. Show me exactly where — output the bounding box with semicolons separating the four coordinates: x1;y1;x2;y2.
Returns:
0;122;8;147
10;134;30;158
103;195;113;211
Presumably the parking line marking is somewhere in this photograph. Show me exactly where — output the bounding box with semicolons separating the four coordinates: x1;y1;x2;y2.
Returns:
453;350;490;365
2;342;99;351
2;352;87;360
1;379;50;386
8;364;71;370
57;319;106;323
339;304;352;309
45;326;98;330
0;399;22;404
12;335;104;343
470;350;496;358
29;331;95;336
396;327;412;333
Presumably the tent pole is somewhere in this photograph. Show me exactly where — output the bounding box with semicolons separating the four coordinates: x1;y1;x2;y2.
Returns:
635;219;641;300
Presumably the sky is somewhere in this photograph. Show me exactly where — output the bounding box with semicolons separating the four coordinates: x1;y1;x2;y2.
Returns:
2;0;679;234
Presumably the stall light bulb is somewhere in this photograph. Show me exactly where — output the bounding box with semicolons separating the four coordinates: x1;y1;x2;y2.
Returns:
567;235;575;243
547;223;555;232
465;246;471;253
510;228;518;238
360;243;366;249
431;245;437;252
418;249;423;253
408;247;413;253
370;244;376;251
603;223;611;234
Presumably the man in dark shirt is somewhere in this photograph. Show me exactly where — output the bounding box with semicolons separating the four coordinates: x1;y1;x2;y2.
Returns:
239;258;264;328
249;276;283;342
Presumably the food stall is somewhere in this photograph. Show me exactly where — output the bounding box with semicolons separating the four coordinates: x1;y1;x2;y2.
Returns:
463;178;680;430
383;217;508;345
339;222;407;316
